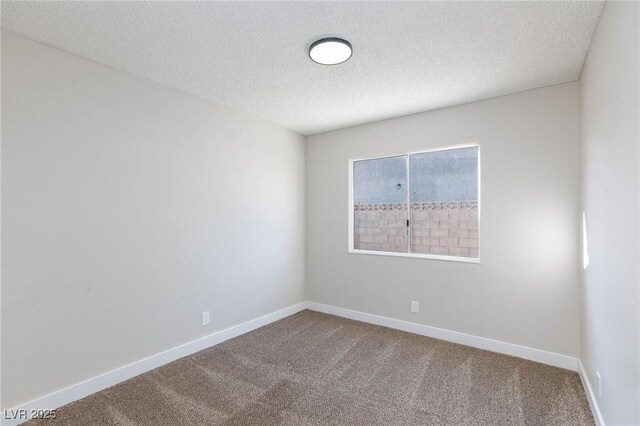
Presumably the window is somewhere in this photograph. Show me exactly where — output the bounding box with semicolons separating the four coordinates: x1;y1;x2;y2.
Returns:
350;145;480;262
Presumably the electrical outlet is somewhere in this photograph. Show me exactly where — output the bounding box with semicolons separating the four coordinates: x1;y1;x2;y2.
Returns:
596;371;601;398
411;301;419;313
201;311;210;326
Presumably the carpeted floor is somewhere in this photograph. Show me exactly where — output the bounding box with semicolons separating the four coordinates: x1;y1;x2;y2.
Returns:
29;310;594;425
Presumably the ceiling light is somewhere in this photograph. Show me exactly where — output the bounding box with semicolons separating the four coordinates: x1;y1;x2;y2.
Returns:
309;38;352;65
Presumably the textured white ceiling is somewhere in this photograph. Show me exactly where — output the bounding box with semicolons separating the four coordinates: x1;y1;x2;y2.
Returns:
2;1;603;135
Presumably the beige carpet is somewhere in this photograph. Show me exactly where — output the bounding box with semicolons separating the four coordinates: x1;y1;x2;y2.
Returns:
29;310;594;425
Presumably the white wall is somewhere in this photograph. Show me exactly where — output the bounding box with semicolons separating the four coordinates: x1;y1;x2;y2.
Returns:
1;31;306;409
307;82;580;357
579;2;640;425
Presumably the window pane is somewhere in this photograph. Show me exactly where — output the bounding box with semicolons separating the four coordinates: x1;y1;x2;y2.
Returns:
353;156;408;253
409;146;479;258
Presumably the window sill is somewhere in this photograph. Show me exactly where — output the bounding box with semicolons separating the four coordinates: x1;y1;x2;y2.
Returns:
348;248;481;264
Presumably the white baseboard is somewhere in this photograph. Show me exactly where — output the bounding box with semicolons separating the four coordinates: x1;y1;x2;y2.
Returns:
307;302;579;372
309;303;608;423
578;360;605;426
4;301;599;426
1;302;308;426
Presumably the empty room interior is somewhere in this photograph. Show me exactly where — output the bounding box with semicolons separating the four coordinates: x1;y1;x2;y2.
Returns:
1;1;639;425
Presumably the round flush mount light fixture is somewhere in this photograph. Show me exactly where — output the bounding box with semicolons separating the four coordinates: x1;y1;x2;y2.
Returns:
309;37;352;65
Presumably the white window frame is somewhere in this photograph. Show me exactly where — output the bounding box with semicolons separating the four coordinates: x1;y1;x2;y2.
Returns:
348;143;481;264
